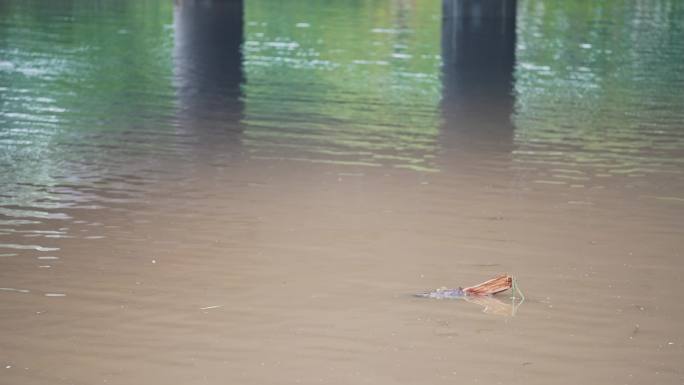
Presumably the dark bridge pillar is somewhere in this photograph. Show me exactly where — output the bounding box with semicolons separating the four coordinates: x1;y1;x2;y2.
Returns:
440;0;516;156
173;0;244;138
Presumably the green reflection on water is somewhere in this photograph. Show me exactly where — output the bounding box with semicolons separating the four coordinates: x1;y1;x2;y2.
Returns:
0;0;176;199
0;0;175;128
242;0;443;170
514;0;684;179
2;0;683;187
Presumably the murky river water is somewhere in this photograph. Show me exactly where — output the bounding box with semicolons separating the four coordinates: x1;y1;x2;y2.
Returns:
1;0;683;384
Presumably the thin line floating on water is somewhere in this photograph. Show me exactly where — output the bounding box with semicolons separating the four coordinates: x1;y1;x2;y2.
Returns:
200;305;223;310
0;287;30;293
44;293;66;297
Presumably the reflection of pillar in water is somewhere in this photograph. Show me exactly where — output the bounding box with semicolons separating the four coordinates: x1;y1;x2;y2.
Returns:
440;0;516;153
173;0;244;137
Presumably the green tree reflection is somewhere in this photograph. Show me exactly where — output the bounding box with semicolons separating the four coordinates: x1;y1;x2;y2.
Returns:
0;0;175;197
242;0;443;171
513;0;684;182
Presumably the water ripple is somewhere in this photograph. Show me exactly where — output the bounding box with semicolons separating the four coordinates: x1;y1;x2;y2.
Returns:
514;0;684;185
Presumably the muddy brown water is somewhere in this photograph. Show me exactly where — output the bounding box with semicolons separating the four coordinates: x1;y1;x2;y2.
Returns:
1;0;683;384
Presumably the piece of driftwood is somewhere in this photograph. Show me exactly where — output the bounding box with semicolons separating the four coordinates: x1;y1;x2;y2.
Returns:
415;274;522;315
463;274;512;296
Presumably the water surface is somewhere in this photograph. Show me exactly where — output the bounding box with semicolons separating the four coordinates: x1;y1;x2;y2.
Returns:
1;0;683;384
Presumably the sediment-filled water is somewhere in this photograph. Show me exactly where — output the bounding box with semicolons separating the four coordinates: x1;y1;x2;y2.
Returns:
1;0;683;384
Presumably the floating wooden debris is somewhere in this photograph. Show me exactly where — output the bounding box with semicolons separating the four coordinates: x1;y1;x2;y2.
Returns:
463;274;512;296
417;274;518;299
